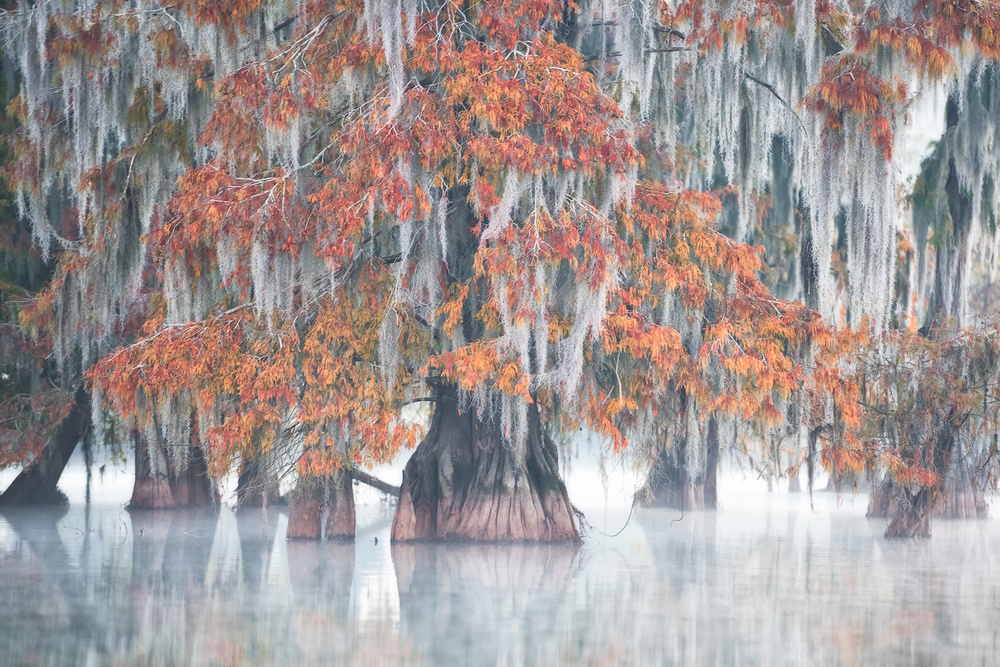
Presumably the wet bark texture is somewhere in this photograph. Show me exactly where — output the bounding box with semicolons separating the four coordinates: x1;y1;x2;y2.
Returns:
130;429;176;509
641;418;719;511
885;489;933;538
168;445;218;507
131;417;218;510
391;393;579;542
867;476;895;519
325;470;356;540
286;487;323;540
870;468;988;525
934;457;989;520
0;386;89;506
881;408;963;538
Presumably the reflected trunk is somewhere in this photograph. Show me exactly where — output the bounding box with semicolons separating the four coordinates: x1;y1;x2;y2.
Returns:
287;541;355;618
236;508;279;592
391;390;578;542
392;542;577;661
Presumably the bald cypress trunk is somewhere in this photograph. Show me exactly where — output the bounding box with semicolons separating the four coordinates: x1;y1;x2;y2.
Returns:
236;446;282;507
640;418;719;511
129;429;176;509
286;486;323;540
325;469;356;540
934;461;988;520
0;385;89;506
885;489;933;538
883;409;962;538
391;390;578;542
168;444;218;507
286;471;357;541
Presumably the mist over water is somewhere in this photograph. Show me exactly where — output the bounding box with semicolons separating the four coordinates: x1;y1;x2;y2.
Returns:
1;450;999;666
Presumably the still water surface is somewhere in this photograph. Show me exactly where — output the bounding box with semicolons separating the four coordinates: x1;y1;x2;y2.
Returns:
1;490;998;666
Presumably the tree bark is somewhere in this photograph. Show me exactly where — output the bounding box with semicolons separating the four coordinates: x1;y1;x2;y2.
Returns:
168;444;218;507
883;409;960;537
286;486;323;540
391;391;579;542
325;469;356;540
129;429;176;509
933;455;989;520
885;488;933;538
0;385;89;506
236;450;281;507
704;418;719;509
167;414;218;507
640;419;719;511
867;475;895;519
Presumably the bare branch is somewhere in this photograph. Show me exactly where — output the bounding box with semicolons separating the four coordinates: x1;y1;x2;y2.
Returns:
350;468;400;497
744;73;809;136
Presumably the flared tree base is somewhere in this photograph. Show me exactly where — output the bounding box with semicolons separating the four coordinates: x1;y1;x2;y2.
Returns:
130;475;177;510
870;473;989;537
286;470;357;541
169;446;219;507
885;490;933;538
391;396;578;542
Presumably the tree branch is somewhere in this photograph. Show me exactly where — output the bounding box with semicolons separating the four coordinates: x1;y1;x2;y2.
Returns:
744;73;809;136
587;47;689;62
350;468;400;497
651;26;687;40
591;22;687;41
273;16;295;33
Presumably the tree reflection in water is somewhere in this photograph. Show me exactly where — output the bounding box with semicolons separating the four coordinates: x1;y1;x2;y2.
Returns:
0;497;999;665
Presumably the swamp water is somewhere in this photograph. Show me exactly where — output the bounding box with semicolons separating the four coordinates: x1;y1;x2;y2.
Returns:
1;483;999;666
0;47;977;667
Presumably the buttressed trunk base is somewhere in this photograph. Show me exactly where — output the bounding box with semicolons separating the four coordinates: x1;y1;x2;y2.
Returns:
391;395;579;542
130;432;217;510
286;470;357;541
884;489;933;538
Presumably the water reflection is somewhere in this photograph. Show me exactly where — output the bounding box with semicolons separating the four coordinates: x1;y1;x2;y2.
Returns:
1;497;999;665
394;543;579;666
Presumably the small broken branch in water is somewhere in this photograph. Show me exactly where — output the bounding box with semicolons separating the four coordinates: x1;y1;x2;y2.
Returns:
351;468;400;497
